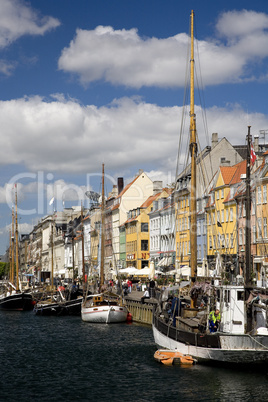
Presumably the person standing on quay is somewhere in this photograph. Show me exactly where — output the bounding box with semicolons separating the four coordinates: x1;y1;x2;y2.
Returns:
149;279;155;298
127;278;132;293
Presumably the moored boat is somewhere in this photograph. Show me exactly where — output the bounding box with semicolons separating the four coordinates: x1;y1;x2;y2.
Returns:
0;283;33;311
152;10;268;366
0;186;34;311
81;292;128;323
34;294;91;316
81;164;129;324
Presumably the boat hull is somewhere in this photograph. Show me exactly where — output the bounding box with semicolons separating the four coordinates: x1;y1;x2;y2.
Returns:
81;304;128;323
34;296;86;316
152;314;268;365
0;292;34;311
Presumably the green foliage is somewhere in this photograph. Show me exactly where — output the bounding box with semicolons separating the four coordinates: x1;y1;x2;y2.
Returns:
0;262;9;279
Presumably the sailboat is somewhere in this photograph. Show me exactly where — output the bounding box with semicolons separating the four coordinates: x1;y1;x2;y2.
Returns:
81;164;128;323
34;209;92;316
0;185;33;311
152;10;268;366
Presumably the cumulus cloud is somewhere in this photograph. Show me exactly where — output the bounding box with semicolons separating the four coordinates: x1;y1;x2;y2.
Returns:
0;95;266;180
0;0;60;48
58;10;268;87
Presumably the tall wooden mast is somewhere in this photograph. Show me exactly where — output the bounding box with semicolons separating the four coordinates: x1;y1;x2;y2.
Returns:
245;126;252;288
51;218;54;291
190;10;197;307
11;206;15;284
81;201;85;296
100;163;105;287
15;185;19;291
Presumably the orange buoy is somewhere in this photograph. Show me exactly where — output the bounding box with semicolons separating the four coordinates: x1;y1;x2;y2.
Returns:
154;349;196;366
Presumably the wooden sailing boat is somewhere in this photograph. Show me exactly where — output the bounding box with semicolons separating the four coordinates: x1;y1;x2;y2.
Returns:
152;10;268;365
34;210;91;316
81;164;128;323
0;185;33;311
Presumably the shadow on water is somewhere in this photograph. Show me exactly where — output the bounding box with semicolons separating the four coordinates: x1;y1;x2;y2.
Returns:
0;311;267;401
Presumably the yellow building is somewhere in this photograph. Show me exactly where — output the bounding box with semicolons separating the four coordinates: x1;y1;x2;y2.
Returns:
125;190;169;270
206;160;246;271
175;182;191;267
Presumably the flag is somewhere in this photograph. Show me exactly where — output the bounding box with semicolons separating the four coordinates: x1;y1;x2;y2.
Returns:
251;144;256;165
49;197;55;206
217;221;222;228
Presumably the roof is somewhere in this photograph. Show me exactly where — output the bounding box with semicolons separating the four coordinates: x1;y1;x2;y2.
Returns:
140;192;161;209
220;160;246;185
117;175;139;198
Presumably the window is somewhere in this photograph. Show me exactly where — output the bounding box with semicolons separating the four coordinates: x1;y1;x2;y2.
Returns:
198;245;201;259
141;222;148;232
230;233;234;249
216;191;219;200
253;225;256;243
221;209;224;223
264;218;267;238
141;240;148;251
230;208;233;222
264;185;267;204
237;291;244;301
239;228;243;246
226;209;229;222
257;186;262;204
221;234;225;248
238;203;242;218
224;290;230;303
211;192;215;204
197;220;201;236
221;189;224;199
258;217;262;239
252;197;256;215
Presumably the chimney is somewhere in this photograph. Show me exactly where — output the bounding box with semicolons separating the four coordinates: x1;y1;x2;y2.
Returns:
212;133;218;149
254;135;259;153
117;177;124;195
153;181;163;195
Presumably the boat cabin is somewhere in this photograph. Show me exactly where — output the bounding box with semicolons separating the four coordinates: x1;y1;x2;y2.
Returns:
215;285;245;334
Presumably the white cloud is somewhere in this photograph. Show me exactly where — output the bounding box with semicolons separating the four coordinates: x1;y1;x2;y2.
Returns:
216;10;268;39
58;10;268;88
0;95;267;181
0;0;60;48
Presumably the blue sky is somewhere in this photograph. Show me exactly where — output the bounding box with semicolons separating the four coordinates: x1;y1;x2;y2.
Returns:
1;0;268;253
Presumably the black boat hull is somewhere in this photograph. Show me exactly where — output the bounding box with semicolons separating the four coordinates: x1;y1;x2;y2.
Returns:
0;293;34;311
34;296;88;316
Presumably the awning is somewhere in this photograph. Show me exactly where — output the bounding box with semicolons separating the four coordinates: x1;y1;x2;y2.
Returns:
55;269;66;275
157;257;173;267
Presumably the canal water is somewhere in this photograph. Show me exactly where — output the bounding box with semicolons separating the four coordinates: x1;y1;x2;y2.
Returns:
0;310;267;402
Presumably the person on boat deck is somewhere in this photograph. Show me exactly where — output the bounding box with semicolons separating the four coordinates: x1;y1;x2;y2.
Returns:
209;309;221;333
141;289;150;304
169;296;181;327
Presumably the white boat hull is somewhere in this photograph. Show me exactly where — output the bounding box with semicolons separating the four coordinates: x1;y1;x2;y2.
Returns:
81;304;128;323
152;320;268;365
